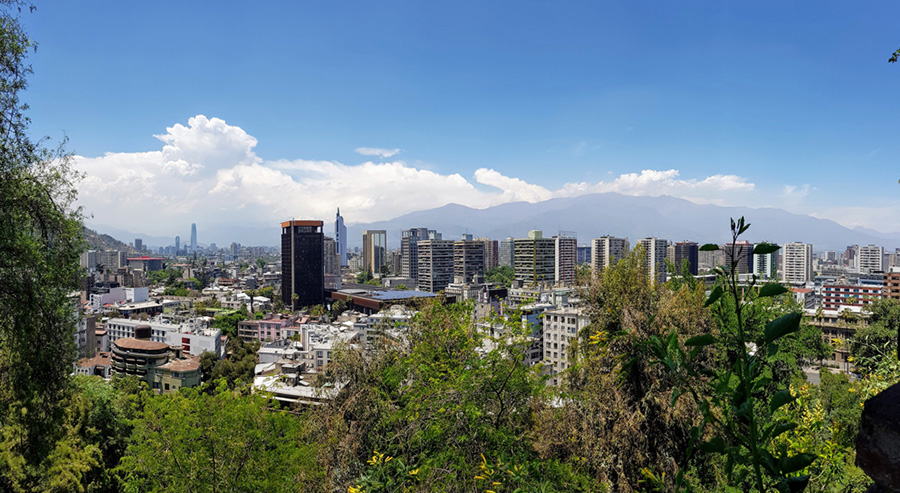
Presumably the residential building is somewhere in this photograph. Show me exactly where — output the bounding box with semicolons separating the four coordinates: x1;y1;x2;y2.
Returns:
591;236;629;273
673;241;699;276
542;306;589;386
126;256;164;272
725;241;753;274
513;231;555;286
474;237;499;272
454;235;486;283
822;284;882;310
859;245;884;274
110;328;201;392
417;239;454;292
554;234;577;285
401;228;436;282
884;268;900;301
105;318;223;357
782;242;814;285
362;230;387;274
281;219;325;308
638;237;668;284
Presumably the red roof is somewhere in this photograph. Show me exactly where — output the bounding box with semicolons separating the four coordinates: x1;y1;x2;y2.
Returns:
127;256;164;261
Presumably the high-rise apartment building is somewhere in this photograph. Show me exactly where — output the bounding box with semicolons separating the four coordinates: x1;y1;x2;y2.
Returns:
753;243;777;279
281;220;324;308
591;236;629;273
401;228;436;282
554;234;577;285
672;241;699;276
725;241;753;274
417;239;454;292
190;223;197;253
362;230;387;274
335;208;348;267
499;237;515;268
638;237;668;284
782;242;813;285
453;236;485;283
474;237;498;272
513;231;556;286
858;245;884;274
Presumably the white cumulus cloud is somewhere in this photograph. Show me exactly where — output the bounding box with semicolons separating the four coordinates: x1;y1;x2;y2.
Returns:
73;115;773;242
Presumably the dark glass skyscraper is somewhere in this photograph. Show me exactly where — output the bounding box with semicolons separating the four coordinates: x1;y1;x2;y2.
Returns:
281;220;324;309
191;223;197;253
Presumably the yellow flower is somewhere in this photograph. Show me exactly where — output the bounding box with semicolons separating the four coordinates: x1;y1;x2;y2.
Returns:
348;487;361;493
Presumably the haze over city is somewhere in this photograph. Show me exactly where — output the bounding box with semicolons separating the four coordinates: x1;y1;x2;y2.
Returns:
20;1;900;244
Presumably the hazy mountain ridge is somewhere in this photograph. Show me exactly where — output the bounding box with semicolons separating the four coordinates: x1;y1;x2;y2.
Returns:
347;193;900;251
85;193;900;252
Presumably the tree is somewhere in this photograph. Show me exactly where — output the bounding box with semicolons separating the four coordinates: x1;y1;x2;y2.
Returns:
485;266;515;287
356;270;374;284
850;298;900;374
117;382;316;491
0;2;86;487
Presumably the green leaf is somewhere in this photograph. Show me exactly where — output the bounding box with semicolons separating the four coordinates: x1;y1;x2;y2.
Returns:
698;436;726;454
753;242;780;255
699;243;720;252
769;389;796;413
705;286;724;307
685;334;716;347
758;283;788;298
780;453;816;474
764;312;802;344
739;221;750;235
786;475;810;492
770;421;797;440
752;376;772;391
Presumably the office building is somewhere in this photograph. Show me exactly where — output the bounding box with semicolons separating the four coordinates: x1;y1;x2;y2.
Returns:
362;230;387;274
673;241;699;276
134;238;143;252
499;237;515;268
281;220;325;308
591;236;629;273
782;242;814;285
514;231;556;286
753;243;777;279
323;236;339;276
190;223;197;253
638;237;668;284
554;234;577;285
417;239;454;292
335;208;348;267
454;236;486;283
576;245;591;265
175;236;180;254
401;228;436;282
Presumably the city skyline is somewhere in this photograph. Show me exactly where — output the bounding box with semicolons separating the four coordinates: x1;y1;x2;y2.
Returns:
19;2;900;239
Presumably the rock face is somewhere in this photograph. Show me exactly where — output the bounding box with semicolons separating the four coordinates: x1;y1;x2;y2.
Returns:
857;383;900;492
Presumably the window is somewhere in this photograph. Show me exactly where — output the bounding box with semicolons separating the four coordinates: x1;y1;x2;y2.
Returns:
152;382;160;389
164;383;170;391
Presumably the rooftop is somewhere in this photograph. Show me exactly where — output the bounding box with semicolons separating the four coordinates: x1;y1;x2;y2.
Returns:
160;357;201;372
114;338;169;351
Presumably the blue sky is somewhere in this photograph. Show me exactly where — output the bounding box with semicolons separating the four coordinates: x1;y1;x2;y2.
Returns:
18;1;900;243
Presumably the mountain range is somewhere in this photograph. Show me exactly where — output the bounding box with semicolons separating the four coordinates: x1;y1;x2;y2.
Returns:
86;193;900;252
346;193;900;252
